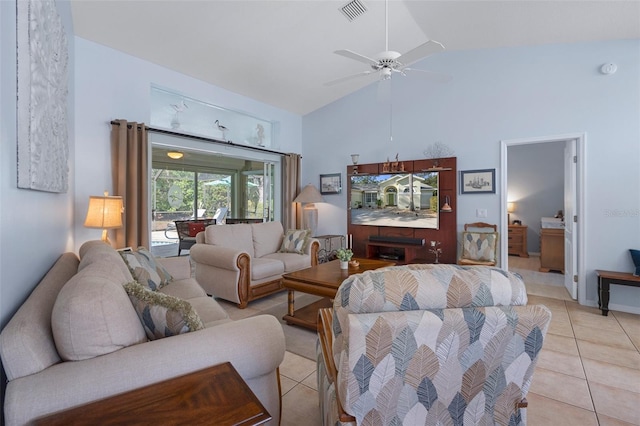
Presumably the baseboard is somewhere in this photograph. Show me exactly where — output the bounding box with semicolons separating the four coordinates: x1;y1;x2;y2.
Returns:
584;299;640;315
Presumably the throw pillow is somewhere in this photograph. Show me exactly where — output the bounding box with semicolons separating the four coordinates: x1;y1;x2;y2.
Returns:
188;222;206;237
52;272;147;361
120;247;172;291
124;282;204;340
462;232;497;262
630;249;640;276
280;229;310;254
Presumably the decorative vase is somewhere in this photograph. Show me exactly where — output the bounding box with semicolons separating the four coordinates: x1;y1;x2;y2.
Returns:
340;260;349;270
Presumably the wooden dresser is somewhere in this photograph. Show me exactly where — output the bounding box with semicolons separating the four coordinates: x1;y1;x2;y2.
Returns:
540;228;565;273
507;225;529;258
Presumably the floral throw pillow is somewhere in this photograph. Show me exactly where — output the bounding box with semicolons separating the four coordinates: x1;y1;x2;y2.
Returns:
279;229;310;254
120;247;172;291
124;282;204;340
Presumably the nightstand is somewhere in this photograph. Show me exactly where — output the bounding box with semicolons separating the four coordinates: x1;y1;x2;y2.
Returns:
508;225;529;258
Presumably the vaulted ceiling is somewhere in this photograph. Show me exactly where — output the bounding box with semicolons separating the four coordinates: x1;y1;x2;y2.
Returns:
70;1;640;115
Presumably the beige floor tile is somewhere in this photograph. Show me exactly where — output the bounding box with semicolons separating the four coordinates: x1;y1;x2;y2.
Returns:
590;382;640;425
569;310;625;333
543;333;579;356
573;325;636;351
301;371;318;391
577;340;640;370
613;311;640;351
582;358;640;393
280;351;317;382
526;392;598;426
528;367;593;411
598;413;640;426
527;294;568;309
526;283;573;300
538;349;585;378
547;315;575;338
281;383;321;426
280;374;297;396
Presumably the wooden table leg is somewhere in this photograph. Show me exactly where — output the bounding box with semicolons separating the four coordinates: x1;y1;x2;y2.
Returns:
599;277;610;316
287;289;295;316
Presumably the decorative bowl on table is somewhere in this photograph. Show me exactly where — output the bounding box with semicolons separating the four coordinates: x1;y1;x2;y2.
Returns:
349;260;359;268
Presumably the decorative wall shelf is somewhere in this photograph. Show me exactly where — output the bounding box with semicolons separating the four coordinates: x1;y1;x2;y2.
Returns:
150;85;273;149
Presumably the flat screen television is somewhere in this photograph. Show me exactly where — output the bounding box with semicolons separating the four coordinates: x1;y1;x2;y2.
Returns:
349;171;439;229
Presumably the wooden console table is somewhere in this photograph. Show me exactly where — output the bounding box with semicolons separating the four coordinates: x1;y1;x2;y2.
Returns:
34;363;271;426
596;270;640;316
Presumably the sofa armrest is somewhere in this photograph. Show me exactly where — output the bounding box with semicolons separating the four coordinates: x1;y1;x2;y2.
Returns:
190;243;248;271
156;256;191;280
4;315;284;426
306;239;320;266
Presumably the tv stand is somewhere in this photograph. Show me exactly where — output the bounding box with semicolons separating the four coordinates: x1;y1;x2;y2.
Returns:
366;241;424;264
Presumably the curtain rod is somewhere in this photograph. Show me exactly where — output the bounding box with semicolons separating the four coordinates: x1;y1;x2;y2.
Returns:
110;121;294;157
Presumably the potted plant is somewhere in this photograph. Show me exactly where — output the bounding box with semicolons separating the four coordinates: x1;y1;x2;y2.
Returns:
336;248;353;269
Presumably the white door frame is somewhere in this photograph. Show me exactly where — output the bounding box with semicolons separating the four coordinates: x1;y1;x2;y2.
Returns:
500;133;587;305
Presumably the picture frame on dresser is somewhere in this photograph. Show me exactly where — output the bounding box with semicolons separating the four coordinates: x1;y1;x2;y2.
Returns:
320;173;341;194
460;169;496;194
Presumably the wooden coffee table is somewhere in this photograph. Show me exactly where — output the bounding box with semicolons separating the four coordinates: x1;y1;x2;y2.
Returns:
282;258;395;330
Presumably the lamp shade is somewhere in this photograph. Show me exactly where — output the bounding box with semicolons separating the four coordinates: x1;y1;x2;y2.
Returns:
507;202;516;213
84;193;123;229
293;184;324;204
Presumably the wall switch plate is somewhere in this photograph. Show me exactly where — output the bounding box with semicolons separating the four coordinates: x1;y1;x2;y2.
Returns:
476;209;488;218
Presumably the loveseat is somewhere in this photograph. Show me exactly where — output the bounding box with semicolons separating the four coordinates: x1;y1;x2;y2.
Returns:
191;221;319;308
317;264;551;426
0;240;285;426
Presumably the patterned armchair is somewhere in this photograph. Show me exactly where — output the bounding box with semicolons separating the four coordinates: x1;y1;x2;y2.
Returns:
317;264;551;426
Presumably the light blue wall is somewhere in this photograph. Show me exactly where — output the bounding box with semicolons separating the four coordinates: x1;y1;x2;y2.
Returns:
73;37;303;248
0;0;76;329
508;143;565;253
303;39;640;313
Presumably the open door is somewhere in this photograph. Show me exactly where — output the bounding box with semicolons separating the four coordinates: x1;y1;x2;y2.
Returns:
564;140;578;299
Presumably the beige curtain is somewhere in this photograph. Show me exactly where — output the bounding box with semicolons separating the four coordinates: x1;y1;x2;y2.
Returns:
111;120;150;249
282;153;301;229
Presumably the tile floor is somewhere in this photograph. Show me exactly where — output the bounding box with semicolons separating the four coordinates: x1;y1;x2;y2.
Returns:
276;256;640;425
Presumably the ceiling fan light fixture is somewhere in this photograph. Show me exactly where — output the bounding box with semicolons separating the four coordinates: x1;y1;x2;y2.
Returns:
167;151;184;160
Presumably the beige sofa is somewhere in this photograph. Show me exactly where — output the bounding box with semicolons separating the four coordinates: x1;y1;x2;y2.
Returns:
191;221;319;308
0;240;285;426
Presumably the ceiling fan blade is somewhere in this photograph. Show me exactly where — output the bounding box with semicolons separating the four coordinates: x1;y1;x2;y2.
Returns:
324;70;377;86
396;40;445;67
402;68;452;83
334;49;378;66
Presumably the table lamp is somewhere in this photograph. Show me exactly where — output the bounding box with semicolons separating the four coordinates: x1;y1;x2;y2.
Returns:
84;191;124;245
293;184;324;237
507;202;516;224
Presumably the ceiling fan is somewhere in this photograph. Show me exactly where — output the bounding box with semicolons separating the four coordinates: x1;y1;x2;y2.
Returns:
325;0;448;86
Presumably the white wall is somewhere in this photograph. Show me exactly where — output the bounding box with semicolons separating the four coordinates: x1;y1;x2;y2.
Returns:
508;143;565;253
73;37;303;247
303;39;640;313
0;0;76;328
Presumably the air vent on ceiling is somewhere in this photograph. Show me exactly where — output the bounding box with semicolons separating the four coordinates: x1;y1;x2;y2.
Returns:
340;0;367;22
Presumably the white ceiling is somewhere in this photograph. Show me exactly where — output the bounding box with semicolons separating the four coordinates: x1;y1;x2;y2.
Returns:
70;0;640;115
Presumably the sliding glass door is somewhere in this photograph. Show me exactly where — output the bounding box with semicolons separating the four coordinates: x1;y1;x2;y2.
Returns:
149;133;281;254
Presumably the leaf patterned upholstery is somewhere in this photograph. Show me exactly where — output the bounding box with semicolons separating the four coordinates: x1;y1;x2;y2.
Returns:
320;264;550;426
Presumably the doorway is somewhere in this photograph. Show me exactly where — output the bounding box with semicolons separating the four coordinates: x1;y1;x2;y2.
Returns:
500;133;586;303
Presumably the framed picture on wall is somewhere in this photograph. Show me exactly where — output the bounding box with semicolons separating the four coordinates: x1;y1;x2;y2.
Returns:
460;169;496;194
320;173;341;195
